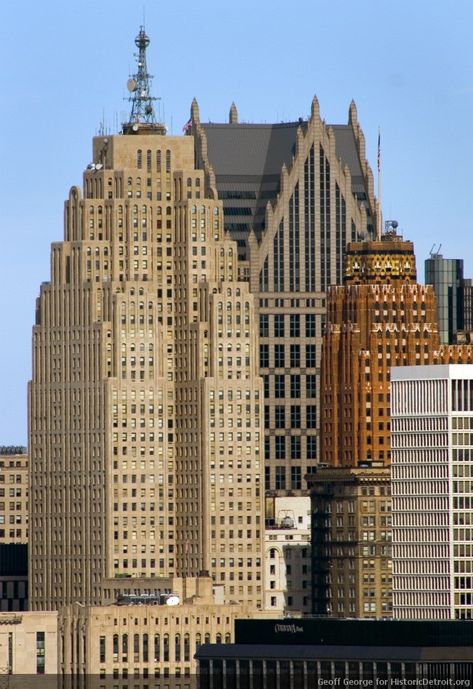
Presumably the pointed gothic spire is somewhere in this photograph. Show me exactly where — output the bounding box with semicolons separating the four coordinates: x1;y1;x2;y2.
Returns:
348;100;358;126
229;102;238;124
191;98;200;124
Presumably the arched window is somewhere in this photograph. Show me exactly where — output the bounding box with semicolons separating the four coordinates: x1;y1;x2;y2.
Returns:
147;149;152;171
142;633;148;663
195;633;201;652
133;633;140;662
154;633;160;662
122;633;128;661
174;633;181;662
163;634;169;662
165;150;171;173
156;150;161;173
187;177;192;187
137;149;142;169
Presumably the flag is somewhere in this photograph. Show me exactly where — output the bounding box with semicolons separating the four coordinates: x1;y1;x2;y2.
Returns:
182;118;192;133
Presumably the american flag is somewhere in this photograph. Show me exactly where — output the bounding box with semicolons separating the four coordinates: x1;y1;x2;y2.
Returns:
182;118;192;133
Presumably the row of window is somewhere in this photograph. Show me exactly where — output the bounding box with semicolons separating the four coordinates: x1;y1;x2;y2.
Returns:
260;314;316;338
260;344;316;368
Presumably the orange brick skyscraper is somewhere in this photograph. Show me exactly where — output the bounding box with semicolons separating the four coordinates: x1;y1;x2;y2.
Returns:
320;228;440;468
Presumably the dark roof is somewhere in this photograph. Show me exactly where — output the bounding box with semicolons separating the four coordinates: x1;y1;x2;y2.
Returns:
202;121;363;183
202;122;304;178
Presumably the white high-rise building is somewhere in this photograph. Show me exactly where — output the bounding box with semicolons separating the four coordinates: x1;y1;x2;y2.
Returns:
391;364;473;620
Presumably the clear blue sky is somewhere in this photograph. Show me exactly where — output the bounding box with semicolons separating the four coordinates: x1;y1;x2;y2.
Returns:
1;0;473;445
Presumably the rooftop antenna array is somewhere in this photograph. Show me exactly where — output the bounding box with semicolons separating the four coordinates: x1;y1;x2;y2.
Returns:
124;26;160;131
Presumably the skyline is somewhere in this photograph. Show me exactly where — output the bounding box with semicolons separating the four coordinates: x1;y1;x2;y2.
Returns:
2;0;473;444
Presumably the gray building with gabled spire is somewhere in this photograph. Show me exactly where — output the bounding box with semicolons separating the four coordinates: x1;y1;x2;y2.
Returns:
190;98;378;492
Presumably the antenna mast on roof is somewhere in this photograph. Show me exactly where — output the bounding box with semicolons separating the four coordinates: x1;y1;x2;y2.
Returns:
124;27;161;131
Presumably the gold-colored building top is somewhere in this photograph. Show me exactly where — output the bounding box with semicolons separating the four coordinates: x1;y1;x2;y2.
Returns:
344;231;416;285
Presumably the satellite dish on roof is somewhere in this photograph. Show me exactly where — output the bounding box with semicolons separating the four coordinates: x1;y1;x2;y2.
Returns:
127;78;138;92
166;594;180;606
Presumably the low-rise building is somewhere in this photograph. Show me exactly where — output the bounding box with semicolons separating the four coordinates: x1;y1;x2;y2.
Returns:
264;494;311;613
0;610;58;681
0;447;28;545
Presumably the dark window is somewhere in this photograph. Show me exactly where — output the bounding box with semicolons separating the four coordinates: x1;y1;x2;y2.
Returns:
307;435;317;459
306;374;316;398
306;314;316;337
291;436;301;459
274;315;285;337
260;315;269;337
264;376;270;399
275;406;285;429
290;314;300;337
291;467;302;489
291;405;301;428
290;344;300;367
260;344;269;368
290;375;300;398
275;344;285;368
275;466;286;490
275;375;285;398
306;405;317;428
306;344;316;367
275;436;285;459
36;632;45;675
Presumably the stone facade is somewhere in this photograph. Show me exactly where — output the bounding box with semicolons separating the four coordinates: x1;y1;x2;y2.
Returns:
29;32;264;611
0;611;58;679
264;494;311;614
0;449;28;544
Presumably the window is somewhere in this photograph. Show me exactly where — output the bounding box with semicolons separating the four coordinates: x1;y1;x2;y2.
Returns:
290;375;300;398
275;467;286;490
275;406;285;429
274;315;285;337
290;314;300;337
306;344;316;367
275;344;285;368
307;436;317;459
306;406;317;428
306;375;316;398
291;436;301;459
306;314;316;337
260;344;269;368
36;632;45;675
275;436;285;459
260;315;269;337
275;375;285;398
291;467;301;489
291;406;301;428
290;344;300;367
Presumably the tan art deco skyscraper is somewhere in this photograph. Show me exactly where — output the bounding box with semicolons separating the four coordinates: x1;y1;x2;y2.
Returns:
29;28;264;610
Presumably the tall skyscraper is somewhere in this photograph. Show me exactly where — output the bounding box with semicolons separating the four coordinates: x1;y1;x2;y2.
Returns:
391;364;473;620
321;228;440;468
29;28;264;610
425;251;465;344
192;97;378;491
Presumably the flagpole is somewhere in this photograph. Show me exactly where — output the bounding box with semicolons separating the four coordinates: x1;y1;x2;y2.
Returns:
377;127;382;240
